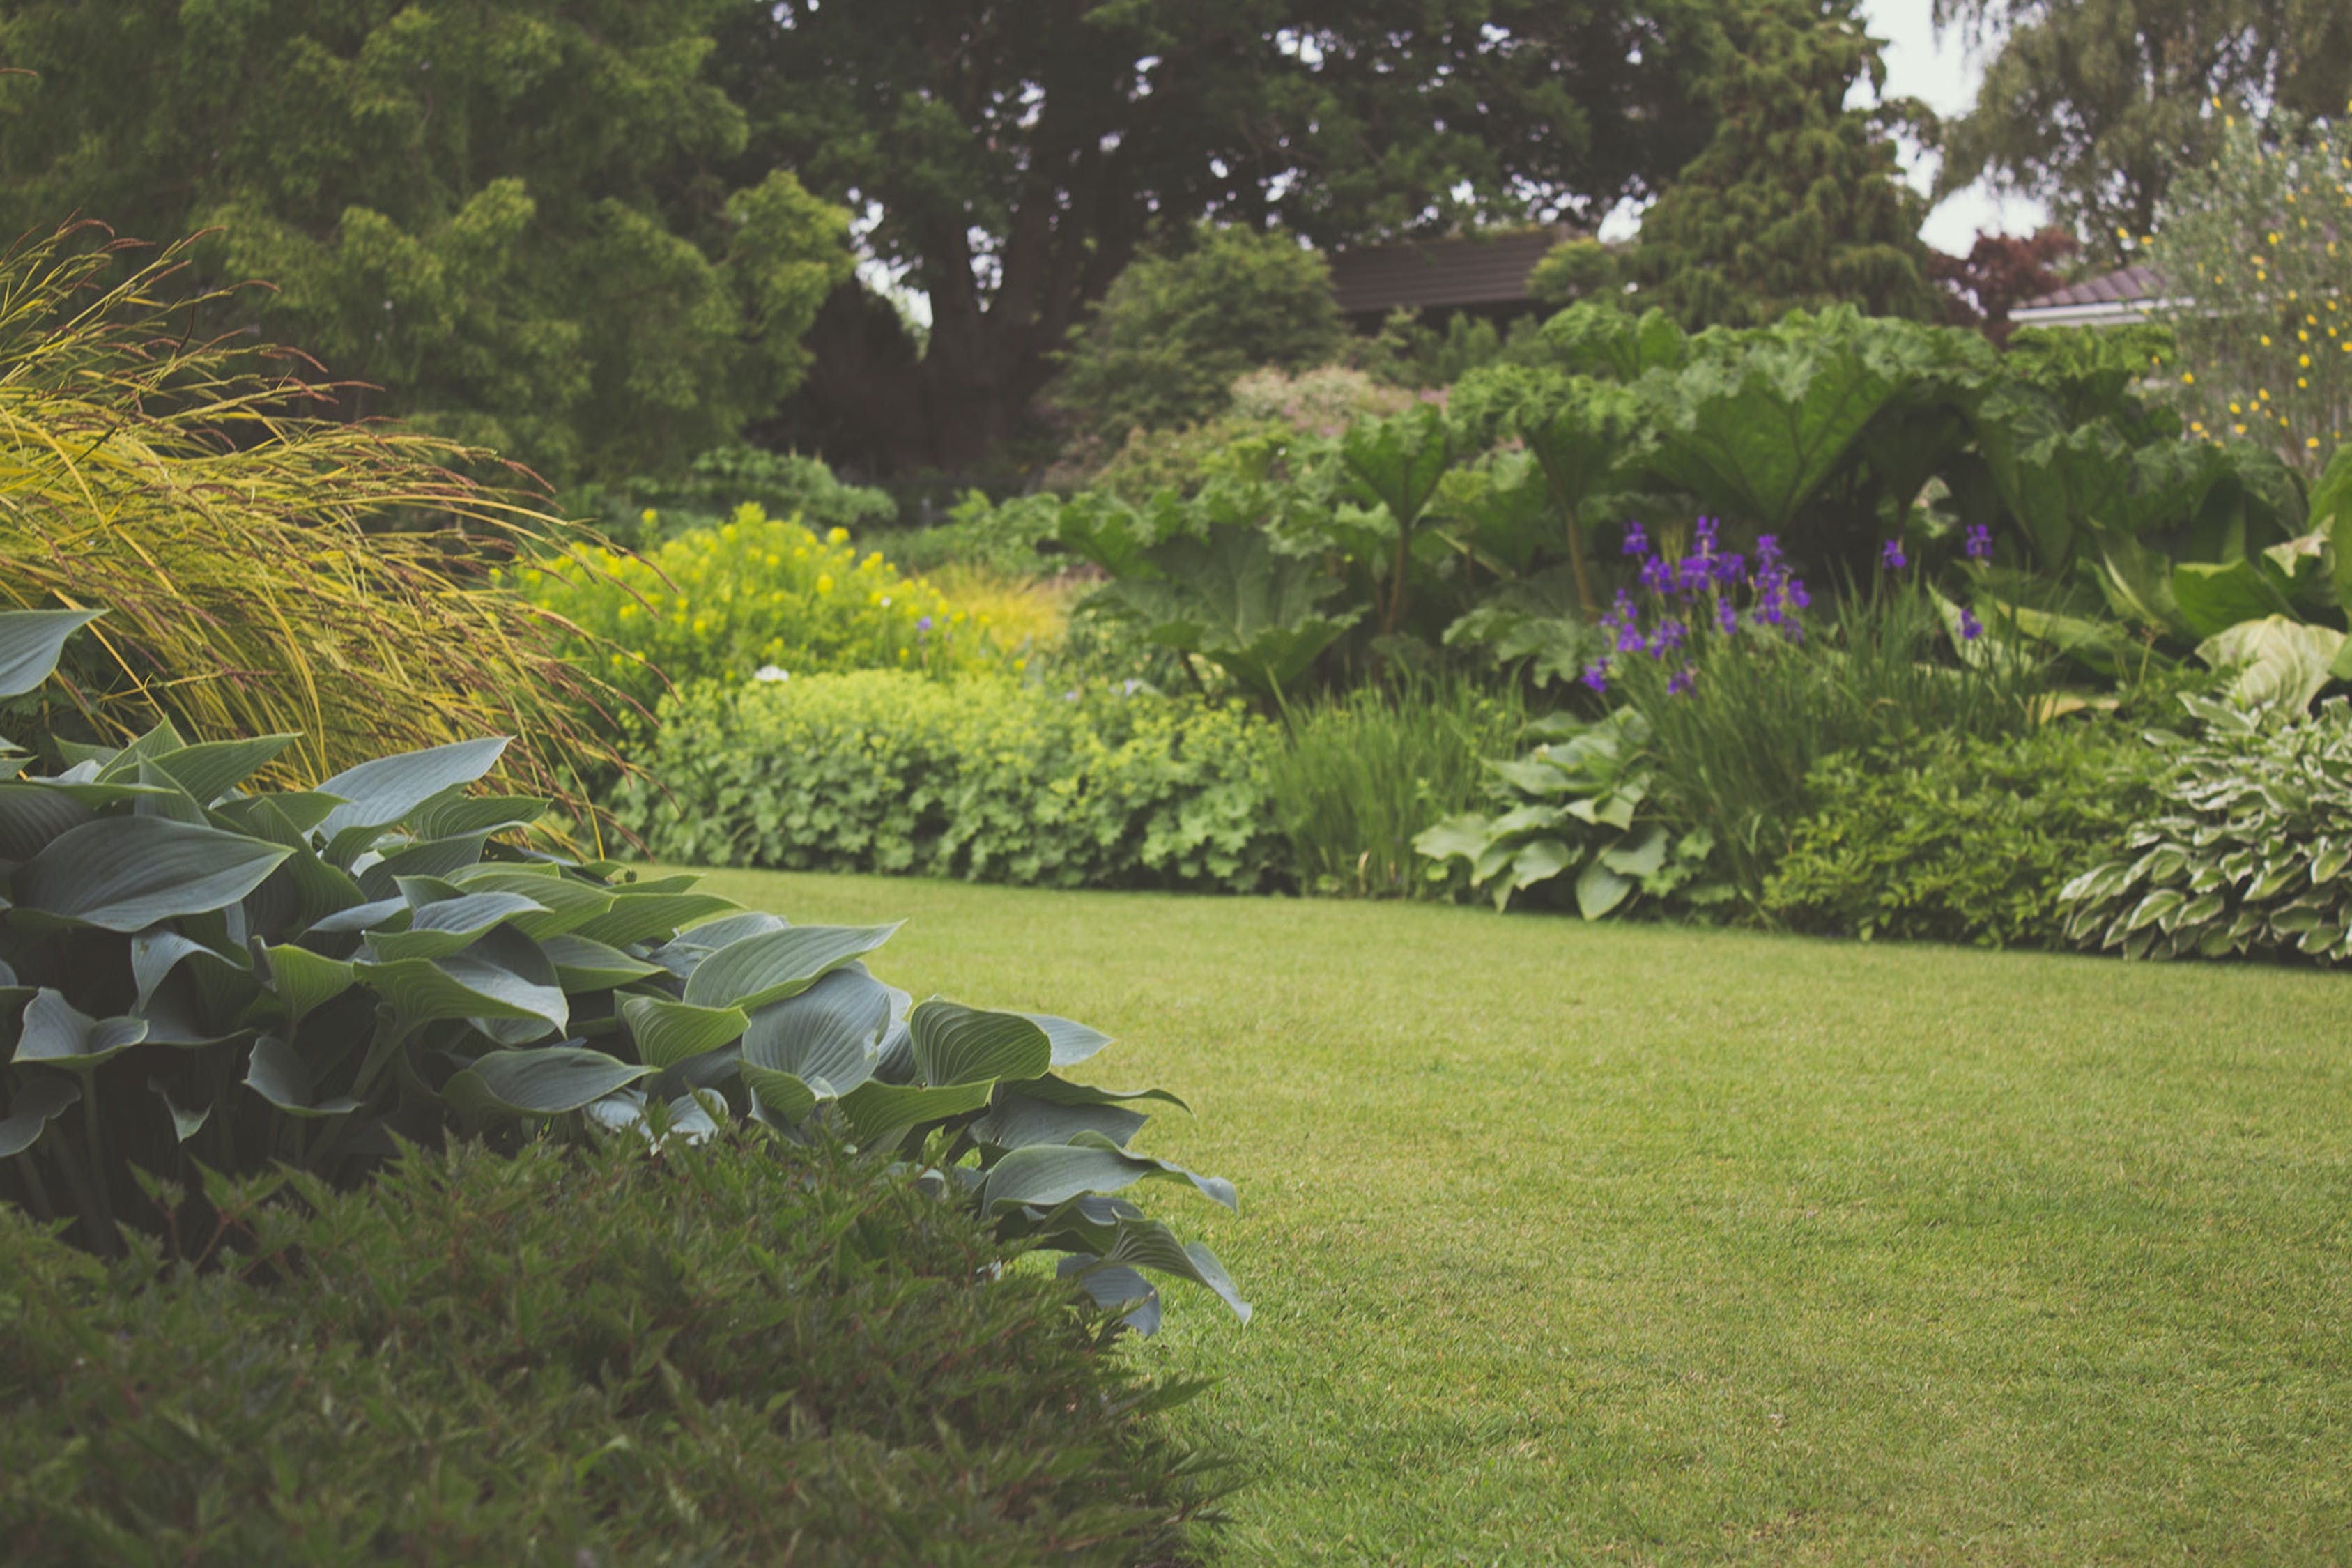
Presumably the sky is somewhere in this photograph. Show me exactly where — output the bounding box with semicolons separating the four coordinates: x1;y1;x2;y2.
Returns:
1857;0;2052;251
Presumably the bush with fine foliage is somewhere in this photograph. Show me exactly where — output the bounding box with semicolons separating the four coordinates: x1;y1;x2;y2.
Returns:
617;671;1283;892
0;1134;1226;1567
1764;724;2165;948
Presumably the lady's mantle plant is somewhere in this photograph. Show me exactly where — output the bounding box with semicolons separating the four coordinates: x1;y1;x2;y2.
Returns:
0;610;1241;1329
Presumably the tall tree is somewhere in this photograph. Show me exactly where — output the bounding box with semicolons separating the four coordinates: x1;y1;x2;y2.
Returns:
711;0;1725;475
1617;0;1939;330
1935;0;2352;261
0;1;852;482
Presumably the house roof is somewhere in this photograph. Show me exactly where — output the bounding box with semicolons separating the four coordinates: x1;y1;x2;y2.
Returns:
2010;263;2168;327
1324;226;1577;316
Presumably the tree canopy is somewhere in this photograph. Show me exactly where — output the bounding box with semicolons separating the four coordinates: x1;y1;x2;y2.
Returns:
0;1;852;482
1934;0;2352;261
1615;0;1938;329
711;0;1728;474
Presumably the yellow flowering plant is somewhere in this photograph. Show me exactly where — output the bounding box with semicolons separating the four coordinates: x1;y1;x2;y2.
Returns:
509;504;1027;715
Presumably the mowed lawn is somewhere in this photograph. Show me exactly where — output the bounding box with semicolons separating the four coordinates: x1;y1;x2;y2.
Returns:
682;867;2352;1565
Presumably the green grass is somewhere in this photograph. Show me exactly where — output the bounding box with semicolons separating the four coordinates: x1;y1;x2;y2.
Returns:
682;867;2352;1564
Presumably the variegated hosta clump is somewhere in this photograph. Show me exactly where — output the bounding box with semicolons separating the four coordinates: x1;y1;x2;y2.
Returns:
0;610;1243;1330
2060;695;2352;964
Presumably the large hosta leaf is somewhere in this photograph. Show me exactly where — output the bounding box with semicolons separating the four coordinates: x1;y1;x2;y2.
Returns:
909;1001;1052;1087
0;608;101;698
682;923;900;1011
2197;616;2345;712
0;1072;79;1157
364;891;548;962
13;989;148;1068
315;737;509;844
15;816;291;931
444;1046;653;1124
356;928;566;1036
741;967;889;1097
620;995;749;1070
1063;1217;1253;1324
836;1077;994;1143
969;1091;1149;1151
981;1132;1238;1213
540;933;663;990
242;1036;362;1119
1028;1013;1114;1068
0;783;92;861
574;891;741;949
149;735;299;806
257;943;358;1025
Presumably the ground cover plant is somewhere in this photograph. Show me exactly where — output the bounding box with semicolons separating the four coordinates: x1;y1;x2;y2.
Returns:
617;671;1282;895
0;1133;1226;1565
707;866;2352;1564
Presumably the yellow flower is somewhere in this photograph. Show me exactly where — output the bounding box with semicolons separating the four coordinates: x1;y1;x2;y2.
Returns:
764;553;781;568
2302;354;2313;367
641;508;659;525
691;617;708;636
2181;371;2195;384
2309;438;2323;449
2231;402;2243;414
1014;659;1027;673
2261;335;2273;346
827;527;850;545
617;604;637;620
2234;424;2248;434
816;574;834;594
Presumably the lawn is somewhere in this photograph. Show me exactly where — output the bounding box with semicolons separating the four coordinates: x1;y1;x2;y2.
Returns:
684;866;2352;1565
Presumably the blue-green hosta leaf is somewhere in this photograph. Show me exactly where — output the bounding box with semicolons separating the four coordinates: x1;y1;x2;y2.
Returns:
130;928;249;1013
447;866;613;937
981;1134;1238;1215
682;923;901;1012
1512;838;1578;895
408;793;548;840
355;930;566;1037
130;759;208;826
741;967;889;1096
540;933;663;991
444;1047;653;1124
0;1072;79;1156
355;833;493;901
0;608;100;697
13;989;148;1068
305;896;411;937
969;1091;1149;1151
243;1036;363;1119
658;910;790;956
1028;1013;1114;1068
315;737;509;845
364;891;548;962
257;943;358;1025
0;783;93;861
1574;856;1633;920
1022;1073;1189;1113
1058;1257;1162;1335
15;816;291;931
740;1063;817;1124
1413;813;1492;867
573;891;741;949
909;1001;1052;1087
213;791;346;840
149;1078;211;1142
1062;1218;1252;1325
91;721;187;782
1599;824;1667;879
836;1077;994;1144
620;994;749;1070
148;735;300;807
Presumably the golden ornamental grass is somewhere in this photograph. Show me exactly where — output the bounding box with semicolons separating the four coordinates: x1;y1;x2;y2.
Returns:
0;222;638;817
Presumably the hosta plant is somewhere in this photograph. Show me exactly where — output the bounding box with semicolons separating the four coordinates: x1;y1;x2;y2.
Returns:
1413;708;1725;916
0;610;1243;1328
2060;695;2352;963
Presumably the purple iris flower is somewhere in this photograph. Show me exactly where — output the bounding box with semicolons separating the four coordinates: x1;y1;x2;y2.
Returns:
1755;534;1782;569
1640;555;1673;595
1622;521;1649;557
1581;661;1610;693
1648;619;1688;656
1788;580;1811;610
1959;608;1983;641
916;615;933;633
1677;555;1713;595
1964;524;1992;562
1667;667;1696;697
1881;539;1907;571
1714;552;1746;587
1694;516;1719;557
1715;597;1737;635
1616;622;1647;654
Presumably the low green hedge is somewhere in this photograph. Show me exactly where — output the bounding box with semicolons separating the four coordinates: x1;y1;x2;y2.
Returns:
1762;723;2165;948
616;672;1284;892
0;1135;1222;1566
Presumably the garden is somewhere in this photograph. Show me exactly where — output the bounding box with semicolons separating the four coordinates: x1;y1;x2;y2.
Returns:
4;3;2352;1561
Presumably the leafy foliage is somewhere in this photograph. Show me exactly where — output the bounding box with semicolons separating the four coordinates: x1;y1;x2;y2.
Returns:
1765;725;2165;947
1051;224;1346;444
0;1135;1227;1565
514;505;1026;719
1620;0;1940;328
570;445;898;553
0;3;853;481
0;617;1243;1324
2148;108;2352;470
614;672;1284;894
2061;695;2352;963
1415;708;1725;917
0;226;634;810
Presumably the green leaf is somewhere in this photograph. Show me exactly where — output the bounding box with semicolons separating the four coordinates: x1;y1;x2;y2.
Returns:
910;1001;1052;1086
573;891;741;948
149;735;299;806
15;816;291;931
1027;1013;1114;1068
681;923;901;1012
257;944;358;1026
127;928;247;1013
1071;1217;1252;1324
149;1078;211;1143
0;1072;79;1156
364;891;548;962
2195;616;2346;712
969;1091;1149;1151
242;1036;362;1119
1599;824;1667;879
315;737;509;843
1021;1073;1189;1114
539;933;663;990
355;930;567;1037
1575;856;1633;920
13;989;148;1068
444;1047;653;1123
448;866;615;937
740;1062;817;1123
2172;560;2294;641
0;608;100;697
836;1077;994;1144
0;783;92;861
741;967;889;1097
620;995;749;1070
981;1133;1238;1213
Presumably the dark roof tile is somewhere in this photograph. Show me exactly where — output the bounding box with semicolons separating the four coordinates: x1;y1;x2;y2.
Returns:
1325;226;1577;315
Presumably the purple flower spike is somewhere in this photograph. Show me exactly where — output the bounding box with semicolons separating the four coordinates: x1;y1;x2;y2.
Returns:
1617;622;1647;654
1640;555;1673;595
1788;580;1811;610
1715;598;1737;635
1694;516;1719;557
1881;539;1907;571
1667;666;1696;697
1964;524;1992;562
1959;608;1983;641
1622;521;1649;557
1581;661;1610;693
1714;552;1745;587
1755;534;1783;568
